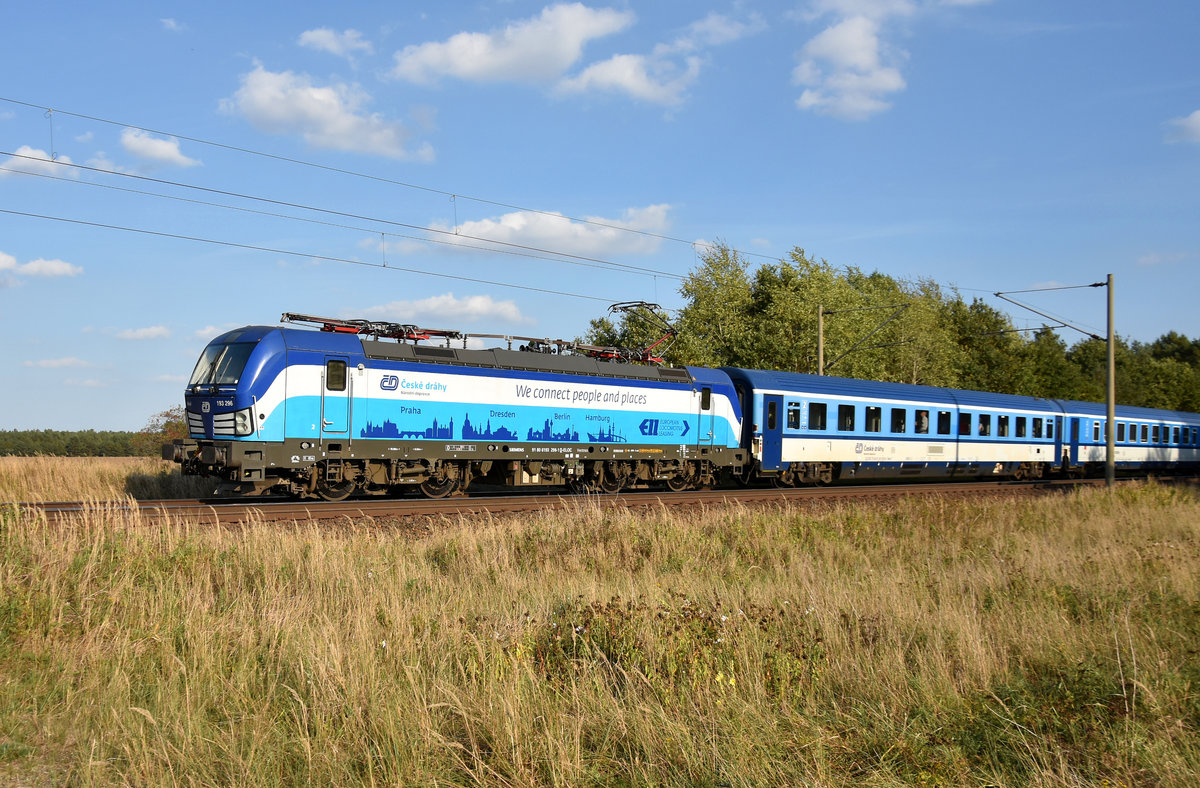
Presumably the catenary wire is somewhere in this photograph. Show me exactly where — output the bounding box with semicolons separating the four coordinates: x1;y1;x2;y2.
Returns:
0;150;685;281
0;207;618;303
0;165;675;278
0;95;780;262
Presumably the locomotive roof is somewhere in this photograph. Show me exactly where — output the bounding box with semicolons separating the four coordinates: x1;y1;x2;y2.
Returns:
240;325;699;384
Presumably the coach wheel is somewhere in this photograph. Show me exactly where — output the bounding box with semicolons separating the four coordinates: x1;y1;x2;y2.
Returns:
419;476;458;499
315;479;356;502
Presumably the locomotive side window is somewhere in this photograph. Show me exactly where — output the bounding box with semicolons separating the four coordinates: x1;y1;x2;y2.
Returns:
766;400;777;431
1016;417;1027;437
865;407;882;433
978;414;991;436
326;360;347;392
838;405;855;431
937;411;952;435
915;409;929;434
701;387;712;410
787;404;800;429
997;415;1009;437
891;408;907;433
959;413;972;436
808;402;827;430
1032;419;1043;439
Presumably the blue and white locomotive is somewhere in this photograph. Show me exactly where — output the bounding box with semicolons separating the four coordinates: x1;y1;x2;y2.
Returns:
166;314;747;499
165;313;1200;498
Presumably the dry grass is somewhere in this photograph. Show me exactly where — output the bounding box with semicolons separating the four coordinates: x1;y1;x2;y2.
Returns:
0;456;211;502
0;471;1198;785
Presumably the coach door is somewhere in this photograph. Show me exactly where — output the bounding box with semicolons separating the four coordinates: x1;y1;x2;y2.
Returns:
1068;418;1080;467
762;394;784;470
320;357;350;440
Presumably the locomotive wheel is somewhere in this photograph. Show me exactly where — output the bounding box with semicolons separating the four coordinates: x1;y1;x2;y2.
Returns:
666;475;691;492
598;474;623;494
419;476;458;499
315;479;356;502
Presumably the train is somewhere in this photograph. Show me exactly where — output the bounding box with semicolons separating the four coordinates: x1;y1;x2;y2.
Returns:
164;313;1200;499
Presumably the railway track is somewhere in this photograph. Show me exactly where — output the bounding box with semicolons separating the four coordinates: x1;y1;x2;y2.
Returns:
16;476;1183;528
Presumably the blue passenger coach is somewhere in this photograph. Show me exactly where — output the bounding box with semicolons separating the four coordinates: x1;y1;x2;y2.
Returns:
722;368;1064;484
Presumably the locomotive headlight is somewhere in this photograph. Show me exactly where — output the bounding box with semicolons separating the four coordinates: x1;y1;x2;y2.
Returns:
233;407;255;436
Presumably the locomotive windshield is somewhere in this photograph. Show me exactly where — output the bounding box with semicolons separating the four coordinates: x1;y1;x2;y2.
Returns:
189;341;256;386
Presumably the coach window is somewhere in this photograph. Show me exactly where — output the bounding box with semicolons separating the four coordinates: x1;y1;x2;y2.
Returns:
787;404;801;430
865;407;882;433
891;408;907;433
1093;423;1101;442
997;415;1009;437
766;400;778;431
1141;424;1149;443
838;405;855;431
914;410;929;434
978;414;991;436
1117;423;1126;442
326;360;347;392
809;402;827;430
959;413;972;436
1174;427;1181;444
1032;418;1043;439
937;411;952;435
1152;425;1160;443
1047;420;1054;440
1015;417;1027;438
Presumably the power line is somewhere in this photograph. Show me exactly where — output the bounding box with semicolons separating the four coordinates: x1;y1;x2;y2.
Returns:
0;95;781;263
0;207;617;303
0;150;685;281
0;164;677;279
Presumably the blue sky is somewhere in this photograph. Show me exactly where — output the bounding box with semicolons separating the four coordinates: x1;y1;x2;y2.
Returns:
2;0;1198;430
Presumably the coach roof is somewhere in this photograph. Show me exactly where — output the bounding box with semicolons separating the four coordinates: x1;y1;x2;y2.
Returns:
721;367;1062;414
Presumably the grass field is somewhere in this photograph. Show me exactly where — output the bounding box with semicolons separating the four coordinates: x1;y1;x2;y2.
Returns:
0;456;212;502
1;460;1198;786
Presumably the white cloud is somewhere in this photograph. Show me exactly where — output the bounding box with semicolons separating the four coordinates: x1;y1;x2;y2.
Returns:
120;128;202;167
1137;251;1189;267
362;293;533;326
299;28;374;58
23;357;91;368
558;53;702;105
193;324;241;339
1165;110;1200;144
0;145;77;178
66;379;106;388
117;326;171;340
17;258;83;277
222;62;433;161
435;204;670;257
392;3;633;84
792;0;986;120
559;11;764;105
161;18;185;32
0;251;83;278
75;131;94;143
793;14;907;120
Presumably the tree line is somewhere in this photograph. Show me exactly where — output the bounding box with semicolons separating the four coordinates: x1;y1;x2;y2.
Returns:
588;244;1200;412
1;407;188;457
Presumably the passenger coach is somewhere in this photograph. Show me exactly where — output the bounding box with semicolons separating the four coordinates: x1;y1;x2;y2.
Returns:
723;369;1064;484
